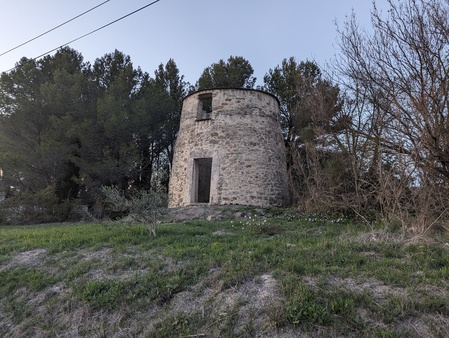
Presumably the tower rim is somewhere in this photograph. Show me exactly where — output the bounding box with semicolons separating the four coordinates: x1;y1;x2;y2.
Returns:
183;87;280;105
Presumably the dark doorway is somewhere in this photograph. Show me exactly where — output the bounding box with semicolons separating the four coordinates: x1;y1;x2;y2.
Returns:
193;158;212;203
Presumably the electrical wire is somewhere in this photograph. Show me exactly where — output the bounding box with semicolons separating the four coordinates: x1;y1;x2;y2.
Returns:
5;0;162;73
0;0;111;58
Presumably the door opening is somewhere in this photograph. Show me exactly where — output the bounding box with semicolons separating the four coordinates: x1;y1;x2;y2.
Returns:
193;158;212;203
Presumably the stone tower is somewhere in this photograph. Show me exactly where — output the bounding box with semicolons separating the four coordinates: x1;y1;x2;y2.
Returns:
168;88;289;208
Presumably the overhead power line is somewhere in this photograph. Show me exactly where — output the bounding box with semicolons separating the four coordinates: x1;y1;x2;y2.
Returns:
5;0;162;73
0;0;111;58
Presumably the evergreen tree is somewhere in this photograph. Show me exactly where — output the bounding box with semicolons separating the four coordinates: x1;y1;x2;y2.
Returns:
154;59;186;167
263;58;346;208
132;73;174;190
197;56;256;90
76;50;141;201
0;48;88;199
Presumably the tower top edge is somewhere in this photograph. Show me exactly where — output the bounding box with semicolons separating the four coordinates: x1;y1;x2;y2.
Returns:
183;87;280;105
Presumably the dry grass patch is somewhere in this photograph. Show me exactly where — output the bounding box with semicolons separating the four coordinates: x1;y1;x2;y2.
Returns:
0;248;47;271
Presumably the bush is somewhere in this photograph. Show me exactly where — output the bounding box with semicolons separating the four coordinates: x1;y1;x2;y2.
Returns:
101;186;167;237
0;186;71;225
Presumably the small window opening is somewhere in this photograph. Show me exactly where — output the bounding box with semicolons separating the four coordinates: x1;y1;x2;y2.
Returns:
198;93;212;120
192;158;212;203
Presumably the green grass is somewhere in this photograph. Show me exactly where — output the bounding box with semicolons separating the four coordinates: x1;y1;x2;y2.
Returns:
1;213;449;337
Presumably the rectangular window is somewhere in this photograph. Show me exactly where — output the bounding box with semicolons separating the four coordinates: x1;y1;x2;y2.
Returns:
197;93;212;120
192;158;212;203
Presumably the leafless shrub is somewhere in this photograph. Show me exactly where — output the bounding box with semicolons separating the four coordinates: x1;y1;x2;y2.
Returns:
330;0;449;232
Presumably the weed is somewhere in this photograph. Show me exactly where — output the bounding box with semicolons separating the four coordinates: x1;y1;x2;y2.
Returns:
80;279;123;310
281;275;330;326
238;215;283;236
153;311;206;337
329;296;356;317
3;294;32;323
0;267;56;293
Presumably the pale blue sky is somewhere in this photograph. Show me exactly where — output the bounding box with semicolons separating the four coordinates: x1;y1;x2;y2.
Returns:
0;0;389;86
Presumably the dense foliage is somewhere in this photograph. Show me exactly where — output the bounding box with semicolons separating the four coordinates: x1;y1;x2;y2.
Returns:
0;48;186;222
2;0;449;232
0;52;261;224
261;0;449;232
196;56;256;90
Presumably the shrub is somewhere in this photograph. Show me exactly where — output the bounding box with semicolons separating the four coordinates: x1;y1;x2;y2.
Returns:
0;186;71;225
101;186;167;237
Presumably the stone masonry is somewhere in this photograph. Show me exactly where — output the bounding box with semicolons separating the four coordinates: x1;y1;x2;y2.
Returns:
168;88;290;208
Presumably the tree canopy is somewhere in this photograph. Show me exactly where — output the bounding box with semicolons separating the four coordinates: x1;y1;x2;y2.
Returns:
262;58;346;207
197;56;256;90
263;57;343;144
0;48;186;222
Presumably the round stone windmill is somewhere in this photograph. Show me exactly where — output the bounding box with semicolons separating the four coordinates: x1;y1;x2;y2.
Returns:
168;88;289;208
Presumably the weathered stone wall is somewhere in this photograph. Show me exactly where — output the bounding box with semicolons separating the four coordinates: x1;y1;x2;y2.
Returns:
168;88;289;208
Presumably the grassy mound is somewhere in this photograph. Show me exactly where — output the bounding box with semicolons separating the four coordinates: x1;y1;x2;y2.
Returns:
1;212;449;337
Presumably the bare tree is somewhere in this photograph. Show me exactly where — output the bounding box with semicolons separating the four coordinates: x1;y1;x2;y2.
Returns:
336;0;449;230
